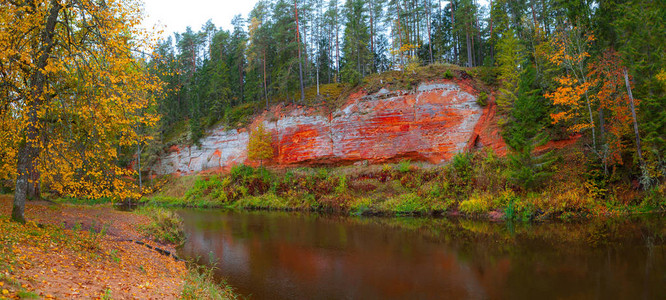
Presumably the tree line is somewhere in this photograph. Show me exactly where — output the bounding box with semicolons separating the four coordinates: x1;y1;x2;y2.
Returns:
151;0;666;189
1;0;665;223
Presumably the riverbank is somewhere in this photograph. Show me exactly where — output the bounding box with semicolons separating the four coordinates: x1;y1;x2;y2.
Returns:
143;147;666;221
0;196;237;299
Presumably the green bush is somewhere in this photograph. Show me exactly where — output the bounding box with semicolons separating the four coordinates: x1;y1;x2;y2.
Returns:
459;194;493;215
136;207;184;244
184;176;228;202
335;174;348;194
225;102;258;128
230;164;255;180
477;92;488;106
181;264;238;300
349;197;373;216
141;196;184;207
236;193;288;210
397;160;411;173
383;193;429;215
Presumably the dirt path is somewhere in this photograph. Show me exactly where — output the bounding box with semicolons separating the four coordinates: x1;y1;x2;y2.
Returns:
0;196;187;299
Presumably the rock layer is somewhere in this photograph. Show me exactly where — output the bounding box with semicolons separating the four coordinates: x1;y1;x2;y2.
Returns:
153;80;502;175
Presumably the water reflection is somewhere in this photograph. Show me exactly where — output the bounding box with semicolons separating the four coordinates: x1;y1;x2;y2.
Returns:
178;210;666;299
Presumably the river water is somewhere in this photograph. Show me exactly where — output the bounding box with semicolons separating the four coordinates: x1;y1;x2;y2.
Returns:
177;210;666;299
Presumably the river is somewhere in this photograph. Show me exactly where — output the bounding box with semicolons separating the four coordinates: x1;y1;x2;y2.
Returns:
177;210;666;299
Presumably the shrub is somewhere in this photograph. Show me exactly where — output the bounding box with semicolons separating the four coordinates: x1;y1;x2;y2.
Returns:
641;184;666;210
335;174;348;195
443;69;454;79
459;193;493;215
383;193;429;215
184;176;228;202
225;102;258;127
142;196;184;207
397;160;411;173
477;92;488;106
181;264;238;300
136;207;184;244
349;197;373;216
236;193;288;210
230;164;255;180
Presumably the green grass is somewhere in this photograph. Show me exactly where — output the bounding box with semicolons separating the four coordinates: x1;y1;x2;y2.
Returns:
181;263;239;300
141;146;664;221
382;193;430;216
135;207;184;244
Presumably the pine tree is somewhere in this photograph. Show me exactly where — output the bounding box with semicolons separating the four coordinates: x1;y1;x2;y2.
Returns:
504;65;554;190
496;29;524;119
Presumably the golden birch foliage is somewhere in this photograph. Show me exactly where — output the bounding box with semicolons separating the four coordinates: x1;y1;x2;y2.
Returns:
545;27;595;134
546;75;593;132
248;124;274;165
0;0;161;199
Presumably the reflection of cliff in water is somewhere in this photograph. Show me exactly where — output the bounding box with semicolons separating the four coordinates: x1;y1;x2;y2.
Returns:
178;210;666;299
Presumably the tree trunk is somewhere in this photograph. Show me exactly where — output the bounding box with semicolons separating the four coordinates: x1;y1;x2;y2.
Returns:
427;0;433;64
27;168;40;200
263;50;268;106
451;3;457;62
13;0;62;223
302;23;309;85
370;0;375;71
489;0;494;61
295;1;305;102
13;143;29;223
623;68;644;167
466;30;473;67
335;10;340;81
599;108;608;175
396;1;404;67
137;143;142;194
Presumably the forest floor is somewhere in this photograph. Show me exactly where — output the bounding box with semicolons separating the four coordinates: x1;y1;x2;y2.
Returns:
0;196;188;299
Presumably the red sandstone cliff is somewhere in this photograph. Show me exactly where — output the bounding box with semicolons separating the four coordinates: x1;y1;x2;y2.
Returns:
153;79;506;175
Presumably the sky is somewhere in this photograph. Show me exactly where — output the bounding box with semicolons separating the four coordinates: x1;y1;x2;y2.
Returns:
141;0;260;37
140;0;487;38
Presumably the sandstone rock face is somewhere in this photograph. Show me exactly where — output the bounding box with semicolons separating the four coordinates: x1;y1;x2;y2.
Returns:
153;80;499;175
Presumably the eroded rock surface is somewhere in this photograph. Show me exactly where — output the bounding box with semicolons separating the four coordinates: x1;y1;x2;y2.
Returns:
153;80;502;175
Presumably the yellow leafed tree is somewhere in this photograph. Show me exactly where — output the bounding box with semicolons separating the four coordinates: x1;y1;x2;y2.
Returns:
544;26;597;148
0;0;161;222
248;124;274;166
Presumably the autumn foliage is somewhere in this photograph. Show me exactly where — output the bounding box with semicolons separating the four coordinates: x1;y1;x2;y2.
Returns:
1;0;161;221
248;124;274;166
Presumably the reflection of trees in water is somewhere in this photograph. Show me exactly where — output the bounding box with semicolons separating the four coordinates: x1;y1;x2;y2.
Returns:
178;210;666;299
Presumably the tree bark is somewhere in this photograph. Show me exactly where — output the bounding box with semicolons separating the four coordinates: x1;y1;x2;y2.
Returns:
13;0;62;223
451;2;457;62
295;1;305;102
370;0;375;71
489;0;494;61
396;1;404;67
466;30;473;67
623;68;644;167
335;7;340;81
427;0;433;64
263;50;268;106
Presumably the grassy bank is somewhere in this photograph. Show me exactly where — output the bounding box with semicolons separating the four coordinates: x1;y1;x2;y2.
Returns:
143;147;666;221
0;197;238;299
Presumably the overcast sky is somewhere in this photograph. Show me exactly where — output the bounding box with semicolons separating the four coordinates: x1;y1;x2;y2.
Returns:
141;0;260;36
140;0;486;38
